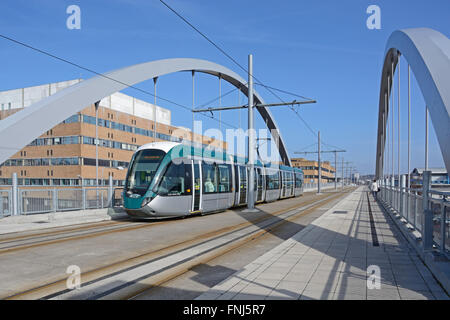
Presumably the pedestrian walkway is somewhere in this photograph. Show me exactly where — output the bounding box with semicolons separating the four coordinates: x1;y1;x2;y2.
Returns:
196;187;449;300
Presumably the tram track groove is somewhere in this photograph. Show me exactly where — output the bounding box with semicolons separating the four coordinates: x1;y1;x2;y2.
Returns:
0;191;328;255
3;188;353;300
0;219;125;243
0;215;194;255
124;189;353;300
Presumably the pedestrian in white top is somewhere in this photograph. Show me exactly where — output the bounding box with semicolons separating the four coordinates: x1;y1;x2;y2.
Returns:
371;180;379;199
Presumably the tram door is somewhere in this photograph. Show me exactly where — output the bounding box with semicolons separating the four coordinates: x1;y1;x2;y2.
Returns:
192;160;202;212
290;172;295;196
256;168;263;202
239;166;247;204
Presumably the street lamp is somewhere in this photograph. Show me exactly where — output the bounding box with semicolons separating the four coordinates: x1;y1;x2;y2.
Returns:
94;101;100;207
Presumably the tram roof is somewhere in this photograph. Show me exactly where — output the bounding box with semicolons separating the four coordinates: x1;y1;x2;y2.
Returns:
136;142;302;173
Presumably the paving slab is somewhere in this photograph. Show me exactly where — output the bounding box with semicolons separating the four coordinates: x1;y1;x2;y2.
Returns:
196;187;449;300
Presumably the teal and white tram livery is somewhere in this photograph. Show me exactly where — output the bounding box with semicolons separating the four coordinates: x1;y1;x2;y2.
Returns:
123;142;304;218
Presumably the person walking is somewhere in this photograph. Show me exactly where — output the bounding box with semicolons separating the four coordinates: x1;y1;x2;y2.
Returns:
371;180;379;199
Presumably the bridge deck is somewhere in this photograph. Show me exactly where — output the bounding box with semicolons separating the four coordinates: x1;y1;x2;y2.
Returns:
197;187;449;300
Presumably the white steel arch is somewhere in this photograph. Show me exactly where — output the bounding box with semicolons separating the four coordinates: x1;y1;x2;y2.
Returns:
0;58;291;166
376;28;450;178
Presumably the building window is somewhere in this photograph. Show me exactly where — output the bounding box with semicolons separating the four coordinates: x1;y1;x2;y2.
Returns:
62;114;79;124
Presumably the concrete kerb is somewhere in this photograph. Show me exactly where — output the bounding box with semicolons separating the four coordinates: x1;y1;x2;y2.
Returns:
376;198;450;294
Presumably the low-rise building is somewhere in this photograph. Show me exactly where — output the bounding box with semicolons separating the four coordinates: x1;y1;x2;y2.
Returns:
0;80;226;187
290;157;336;184
410;168;449;188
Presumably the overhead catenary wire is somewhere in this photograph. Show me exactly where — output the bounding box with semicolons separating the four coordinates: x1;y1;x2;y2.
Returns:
0;33;239;129
295;142;318;153
1;4;344;154
254;83;314;101
158;0;349;155
195;83;247;110
158;1;316;120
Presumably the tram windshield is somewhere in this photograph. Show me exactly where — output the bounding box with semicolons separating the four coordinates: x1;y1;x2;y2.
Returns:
125;149;166;195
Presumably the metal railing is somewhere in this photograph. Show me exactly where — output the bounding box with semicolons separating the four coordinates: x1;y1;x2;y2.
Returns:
0;186;124;216
0;189;12;218
429;190;450;255
303;182;344;191
378;172;449;256
380;185;424;231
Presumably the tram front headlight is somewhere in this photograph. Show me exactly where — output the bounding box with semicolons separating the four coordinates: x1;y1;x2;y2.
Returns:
141;196;154;207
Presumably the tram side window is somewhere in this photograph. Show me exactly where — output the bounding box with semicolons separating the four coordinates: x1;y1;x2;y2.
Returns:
218;164;231;193
257;168;263;190
238;166;247;191
239;166;247;184
266;171;280;190
203;163;218;193
157;162;192;196
234;165;239;191
295;173;303;188
275;172;281;189
194;164;201;193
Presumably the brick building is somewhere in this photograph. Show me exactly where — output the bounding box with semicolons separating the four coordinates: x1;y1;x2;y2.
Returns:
291;158;336;184
0;80;226;187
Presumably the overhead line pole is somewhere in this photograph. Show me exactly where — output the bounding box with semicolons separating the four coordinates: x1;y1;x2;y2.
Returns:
193;55;316;211
294;149;346;191
318;131;321;194
195;94;316;210
192;71;195;144
153;77;158;141
340;161;352;187
247;54;256;211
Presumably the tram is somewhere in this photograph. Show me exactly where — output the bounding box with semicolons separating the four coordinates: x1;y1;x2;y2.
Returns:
123;142;303;218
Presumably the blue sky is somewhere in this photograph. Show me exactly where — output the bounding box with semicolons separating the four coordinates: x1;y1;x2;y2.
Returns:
0;0;448;174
